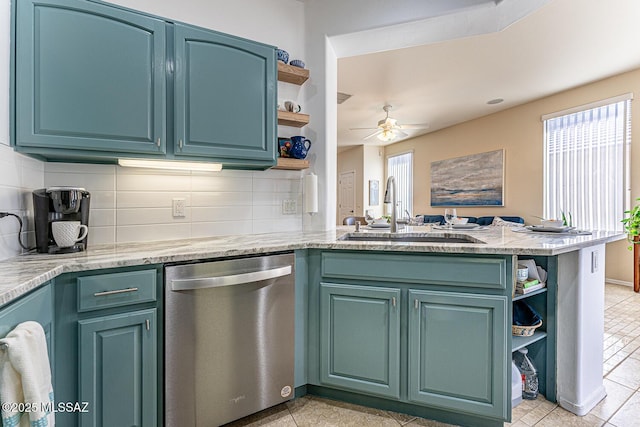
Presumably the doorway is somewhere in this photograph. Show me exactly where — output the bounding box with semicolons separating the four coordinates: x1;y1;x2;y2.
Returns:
338;170;356;224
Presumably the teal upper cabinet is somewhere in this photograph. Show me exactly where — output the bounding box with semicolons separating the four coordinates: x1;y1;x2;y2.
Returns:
12;0;277;168
14;0;167;156
173;24;276;166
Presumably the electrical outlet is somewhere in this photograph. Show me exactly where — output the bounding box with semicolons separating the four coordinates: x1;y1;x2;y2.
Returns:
172;198;186;218
282;199;297;215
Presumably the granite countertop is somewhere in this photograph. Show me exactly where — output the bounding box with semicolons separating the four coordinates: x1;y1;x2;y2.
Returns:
0;225;625;307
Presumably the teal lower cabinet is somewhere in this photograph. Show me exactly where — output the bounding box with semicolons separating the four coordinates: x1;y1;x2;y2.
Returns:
308;250;515;426
408;290;508;420
54;266;162;427
78;309;157;427
0;283;53;363
320;282;401;399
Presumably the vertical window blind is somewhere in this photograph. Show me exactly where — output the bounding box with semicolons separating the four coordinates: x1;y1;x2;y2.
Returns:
387;152;413;218
543;97;631;232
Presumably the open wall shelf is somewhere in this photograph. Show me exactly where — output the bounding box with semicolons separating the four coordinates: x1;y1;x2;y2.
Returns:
272;157;309;170
278;62;309;85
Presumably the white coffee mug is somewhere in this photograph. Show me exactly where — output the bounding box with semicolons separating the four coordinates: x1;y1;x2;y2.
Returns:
516;264;529;282
52;221;88;248
284;100;301;113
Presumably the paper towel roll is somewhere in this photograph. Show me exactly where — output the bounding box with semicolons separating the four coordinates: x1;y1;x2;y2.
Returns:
304;173;318;213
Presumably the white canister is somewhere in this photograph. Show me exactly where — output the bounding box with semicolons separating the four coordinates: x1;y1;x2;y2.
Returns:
516;264;529;282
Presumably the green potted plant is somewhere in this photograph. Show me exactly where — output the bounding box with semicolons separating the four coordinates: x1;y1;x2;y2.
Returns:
622;198;640;293
622;197;640;248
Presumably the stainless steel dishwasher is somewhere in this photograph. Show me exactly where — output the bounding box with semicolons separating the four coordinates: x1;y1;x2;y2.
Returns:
164;252;295;427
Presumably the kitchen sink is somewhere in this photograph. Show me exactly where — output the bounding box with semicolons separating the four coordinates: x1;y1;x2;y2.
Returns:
338;233;485;244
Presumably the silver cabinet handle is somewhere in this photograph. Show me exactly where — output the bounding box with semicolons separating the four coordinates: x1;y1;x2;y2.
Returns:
414;299;419;309
94;287;139;297
392;297;396;307
179;139;183;149
156;138;161;147
171;265;292;291
146;319;150;331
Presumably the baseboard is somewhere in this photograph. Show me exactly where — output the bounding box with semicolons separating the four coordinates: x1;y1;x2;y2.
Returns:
606;278;633;287
558;385;607;416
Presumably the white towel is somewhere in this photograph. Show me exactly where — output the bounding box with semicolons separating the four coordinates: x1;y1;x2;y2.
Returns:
0;321;54;427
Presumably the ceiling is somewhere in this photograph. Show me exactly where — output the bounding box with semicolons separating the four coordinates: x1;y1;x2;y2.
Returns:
337;0;640;150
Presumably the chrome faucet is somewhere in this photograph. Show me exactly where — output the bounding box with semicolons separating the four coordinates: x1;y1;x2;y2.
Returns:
384;176;398;232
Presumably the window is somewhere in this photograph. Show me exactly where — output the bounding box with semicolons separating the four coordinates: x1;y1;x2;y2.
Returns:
543;95;632;232
387;152;413;217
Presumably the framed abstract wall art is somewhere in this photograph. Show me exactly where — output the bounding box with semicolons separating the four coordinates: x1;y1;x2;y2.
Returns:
430;149;504;206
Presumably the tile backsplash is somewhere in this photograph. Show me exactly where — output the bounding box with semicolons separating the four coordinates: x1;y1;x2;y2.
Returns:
0;154;304;261
44;162;304;245
0;144;44;260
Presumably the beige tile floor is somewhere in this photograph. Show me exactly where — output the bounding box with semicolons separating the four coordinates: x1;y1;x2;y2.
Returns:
225;284;640;427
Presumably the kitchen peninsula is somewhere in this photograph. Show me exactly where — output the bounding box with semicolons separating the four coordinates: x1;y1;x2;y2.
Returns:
0;227;625;426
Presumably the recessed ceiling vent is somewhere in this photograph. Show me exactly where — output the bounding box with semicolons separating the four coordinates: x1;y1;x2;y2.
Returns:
337;92;352;104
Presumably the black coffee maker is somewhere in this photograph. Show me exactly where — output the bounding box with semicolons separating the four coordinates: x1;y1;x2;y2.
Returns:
33;187;91;254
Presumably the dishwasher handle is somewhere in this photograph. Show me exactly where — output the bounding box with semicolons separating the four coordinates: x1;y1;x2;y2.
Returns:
170;265;292;291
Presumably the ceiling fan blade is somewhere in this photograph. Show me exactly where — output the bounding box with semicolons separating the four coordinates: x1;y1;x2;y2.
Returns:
349;127;379;131
363;130;382;140
395;130;409;138
399;123;430;130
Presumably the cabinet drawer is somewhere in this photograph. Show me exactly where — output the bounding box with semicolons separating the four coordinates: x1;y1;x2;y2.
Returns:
77;270;157;312
322;252;507;290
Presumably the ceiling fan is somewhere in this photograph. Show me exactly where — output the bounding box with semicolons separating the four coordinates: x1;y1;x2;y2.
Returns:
350;104;429;142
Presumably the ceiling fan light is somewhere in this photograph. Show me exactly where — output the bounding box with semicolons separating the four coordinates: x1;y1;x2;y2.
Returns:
377;129;396;142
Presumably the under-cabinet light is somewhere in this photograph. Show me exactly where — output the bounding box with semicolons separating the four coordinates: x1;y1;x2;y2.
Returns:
118;159;223;172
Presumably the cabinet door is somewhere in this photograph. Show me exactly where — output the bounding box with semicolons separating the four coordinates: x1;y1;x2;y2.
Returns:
408;290;508;420
15;0;166;155
174;23;276;166
78;309;157;427
0;284;53;363
320;282;401;399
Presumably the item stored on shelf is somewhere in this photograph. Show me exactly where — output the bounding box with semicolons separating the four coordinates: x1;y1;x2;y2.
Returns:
276;48;289;64
278;138;292;157
515;347;539;399
512;360;523;407
515;279;546;295
513;259;547;296
289;136;311;159
512;300;543;336
516;264;529;282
